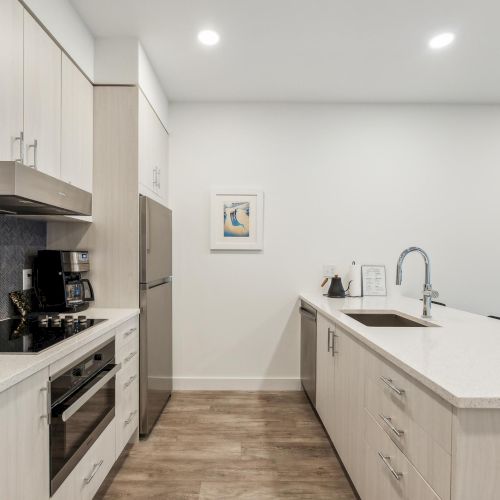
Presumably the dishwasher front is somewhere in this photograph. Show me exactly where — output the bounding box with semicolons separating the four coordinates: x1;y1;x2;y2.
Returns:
300;301;317;406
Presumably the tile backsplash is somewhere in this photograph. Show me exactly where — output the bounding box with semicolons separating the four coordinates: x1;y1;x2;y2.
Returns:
0;217;47;319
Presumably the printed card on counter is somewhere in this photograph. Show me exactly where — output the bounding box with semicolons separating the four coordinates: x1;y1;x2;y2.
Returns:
361;265;387;296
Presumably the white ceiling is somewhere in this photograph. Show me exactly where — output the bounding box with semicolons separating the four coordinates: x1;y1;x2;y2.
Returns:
71;0;500;103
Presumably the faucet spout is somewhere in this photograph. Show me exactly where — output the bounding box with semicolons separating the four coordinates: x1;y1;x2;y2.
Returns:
395;247;435;318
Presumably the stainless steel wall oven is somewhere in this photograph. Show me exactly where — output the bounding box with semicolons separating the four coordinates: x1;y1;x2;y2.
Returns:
49;339;119;495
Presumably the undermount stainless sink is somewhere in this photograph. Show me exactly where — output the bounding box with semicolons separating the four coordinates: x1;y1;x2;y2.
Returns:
343;311;435;328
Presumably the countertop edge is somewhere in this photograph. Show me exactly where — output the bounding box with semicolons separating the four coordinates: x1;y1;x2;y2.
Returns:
0;308;140;394
299;294;500;409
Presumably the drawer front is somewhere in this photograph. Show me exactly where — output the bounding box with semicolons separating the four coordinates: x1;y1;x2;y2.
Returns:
115;316;139;352
364;409;440;500
117;332;139;367
365;348;452;453
51;420;115;500
116;357;139;457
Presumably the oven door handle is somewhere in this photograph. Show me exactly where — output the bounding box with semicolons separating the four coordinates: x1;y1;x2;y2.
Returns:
61;363;121;422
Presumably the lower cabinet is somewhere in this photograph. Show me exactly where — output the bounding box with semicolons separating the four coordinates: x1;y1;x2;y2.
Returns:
0;368;50;500
314;312;448;500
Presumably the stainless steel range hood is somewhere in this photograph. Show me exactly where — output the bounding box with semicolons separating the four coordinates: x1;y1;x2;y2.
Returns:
0;161;92;216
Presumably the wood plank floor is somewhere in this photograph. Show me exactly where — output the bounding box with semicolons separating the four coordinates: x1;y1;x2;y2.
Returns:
97;391;357;499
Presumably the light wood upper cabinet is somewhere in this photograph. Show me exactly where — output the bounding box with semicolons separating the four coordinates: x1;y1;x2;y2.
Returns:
24;10;61;177
61;53;93;192
0;368;50;500
0;0;23;162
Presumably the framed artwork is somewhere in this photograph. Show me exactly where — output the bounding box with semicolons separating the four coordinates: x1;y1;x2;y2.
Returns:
210;189;264;250
361;265;387;296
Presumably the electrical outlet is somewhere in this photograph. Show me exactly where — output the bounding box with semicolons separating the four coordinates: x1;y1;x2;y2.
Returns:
23;269;32;290
323;264;337;278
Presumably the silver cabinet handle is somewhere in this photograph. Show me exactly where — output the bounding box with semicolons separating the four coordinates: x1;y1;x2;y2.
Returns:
84;459;104;484
124;351;138;363
124;327;137;338
327;327;333;352
124;409;138;425
380;376;405;396
62;364;121;422
379;414;404;438
328;327;338;356
39;381;51;424
378;452;403;480
14;131;24;163
157;168;161;189
153;167;158;188
124;374;138;389
27;139;38;169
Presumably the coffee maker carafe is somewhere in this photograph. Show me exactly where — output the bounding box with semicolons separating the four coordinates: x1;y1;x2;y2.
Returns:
34;250;95;312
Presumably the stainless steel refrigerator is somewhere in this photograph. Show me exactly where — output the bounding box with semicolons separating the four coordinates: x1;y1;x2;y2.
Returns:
139;195;172;436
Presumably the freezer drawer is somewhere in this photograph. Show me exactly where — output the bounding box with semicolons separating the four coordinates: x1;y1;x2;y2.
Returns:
139;282;172;436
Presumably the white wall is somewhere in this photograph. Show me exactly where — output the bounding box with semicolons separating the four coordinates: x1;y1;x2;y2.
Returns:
170;103;500;389
23;0;94;79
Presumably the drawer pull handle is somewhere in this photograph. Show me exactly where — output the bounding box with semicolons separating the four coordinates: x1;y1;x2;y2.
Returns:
124;374;138;388
380;376;405;396
84;459;104;484
124;327;137;338
124;351;138;363
379;414;405;438
124;409;138;426
378;452;403;480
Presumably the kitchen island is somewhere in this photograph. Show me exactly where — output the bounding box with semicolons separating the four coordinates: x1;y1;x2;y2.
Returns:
300;292;500;500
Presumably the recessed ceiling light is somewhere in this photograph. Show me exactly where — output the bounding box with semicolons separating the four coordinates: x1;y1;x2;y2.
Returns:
198;30;220;47
429;32;455;50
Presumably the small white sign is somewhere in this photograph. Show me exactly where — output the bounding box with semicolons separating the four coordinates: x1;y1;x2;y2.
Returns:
361;265;387;296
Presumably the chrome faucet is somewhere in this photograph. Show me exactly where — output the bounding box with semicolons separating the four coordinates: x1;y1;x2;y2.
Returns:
396;247;438;318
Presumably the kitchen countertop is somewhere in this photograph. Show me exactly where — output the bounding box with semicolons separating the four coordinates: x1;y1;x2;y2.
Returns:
300;292;500;409
0;307;139;394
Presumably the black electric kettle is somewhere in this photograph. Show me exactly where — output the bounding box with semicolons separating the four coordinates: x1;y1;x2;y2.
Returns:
322;275;351;298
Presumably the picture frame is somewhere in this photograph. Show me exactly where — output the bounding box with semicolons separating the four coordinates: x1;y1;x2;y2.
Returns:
210;188;264;250
361;265;387;296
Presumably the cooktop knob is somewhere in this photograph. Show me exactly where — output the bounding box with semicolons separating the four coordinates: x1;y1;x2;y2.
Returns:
38;315;49;327
64;315;74;324
78;315;87;324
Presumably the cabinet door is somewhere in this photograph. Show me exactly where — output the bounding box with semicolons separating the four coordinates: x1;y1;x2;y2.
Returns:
138;91;158;194
316;314;335;439
156;119;169;204
61;53;93;192
0;0;23;161
0;368;50;500
334;326;366;495
24;11;61;177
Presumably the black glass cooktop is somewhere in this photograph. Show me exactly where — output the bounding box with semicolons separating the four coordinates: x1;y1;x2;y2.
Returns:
0;315;107;354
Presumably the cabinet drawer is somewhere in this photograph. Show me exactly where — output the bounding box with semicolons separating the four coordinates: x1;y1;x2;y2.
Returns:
115;316;139;352
364;409;440;500
51;420;115;500
116;332;139;367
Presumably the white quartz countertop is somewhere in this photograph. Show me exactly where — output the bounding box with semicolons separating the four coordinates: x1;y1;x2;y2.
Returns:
300;292;500;409
0;308;139;394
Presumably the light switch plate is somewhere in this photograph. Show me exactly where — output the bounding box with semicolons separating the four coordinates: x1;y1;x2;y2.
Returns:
23;269;32;290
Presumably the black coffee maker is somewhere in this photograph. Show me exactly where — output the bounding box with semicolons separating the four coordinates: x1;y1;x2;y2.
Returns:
34;250;94;312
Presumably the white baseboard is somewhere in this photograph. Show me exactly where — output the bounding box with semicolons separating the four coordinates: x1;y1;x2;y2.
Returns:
173;377;302;391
